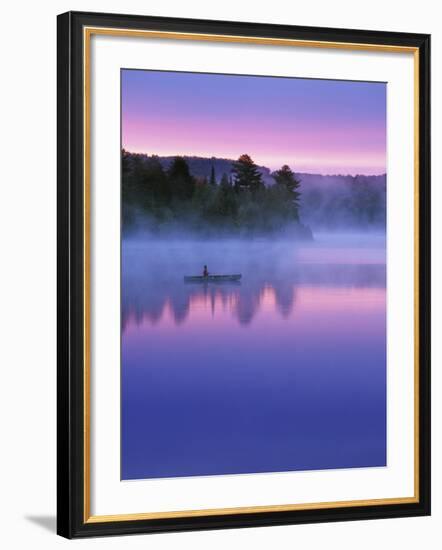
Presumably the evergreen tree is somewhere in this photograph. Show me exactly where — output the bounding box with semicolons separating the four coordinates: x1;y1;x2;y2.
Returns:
215;173;237;220
232;154;263;192
168;156;195;200
121;150;310;235
273;164;301;218
146;155;169;200
192;176;213;214
209;165;217;186
122;148;130;174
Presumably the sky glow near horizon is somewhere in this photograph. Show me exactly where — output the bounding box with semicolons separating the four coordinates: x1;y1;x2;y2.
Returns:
121;69;386;176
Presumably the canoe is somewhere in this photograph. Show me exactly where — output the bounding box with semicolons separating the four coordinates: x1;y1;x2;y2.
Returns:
184;274;242;283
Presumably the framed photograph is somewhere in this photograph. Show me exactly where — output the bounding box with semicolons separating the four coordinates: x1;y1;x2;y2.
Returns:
57;11;431;538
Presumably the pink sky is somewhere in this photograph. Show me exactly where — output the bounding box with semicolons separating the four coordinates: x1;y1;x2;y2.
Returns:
122;70;387;176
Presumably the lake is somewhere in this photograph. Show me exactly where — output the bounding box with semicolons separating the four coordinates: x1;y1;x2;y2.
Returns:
121;234;386;480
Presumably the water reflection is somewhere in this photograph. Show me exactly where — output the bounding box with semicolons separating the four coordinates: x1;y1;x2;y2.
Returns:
121;237;387;479
122;261;385;329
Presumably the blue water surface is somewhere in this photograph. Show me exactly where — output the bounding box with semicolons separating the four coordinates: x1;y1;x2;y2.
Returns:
121;235;386;480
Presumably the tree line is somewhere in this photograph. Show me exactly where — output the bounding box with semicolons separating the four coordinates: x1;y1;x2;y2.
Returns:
122;150;311;237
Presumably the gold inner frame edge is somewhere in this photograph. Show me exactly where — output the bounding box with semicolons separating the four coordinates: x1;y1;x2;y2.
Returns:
82;26;420;524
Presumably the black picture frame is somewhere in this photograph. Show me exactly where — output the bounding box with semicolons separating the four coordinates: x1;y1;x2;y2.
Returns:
57;10;431;539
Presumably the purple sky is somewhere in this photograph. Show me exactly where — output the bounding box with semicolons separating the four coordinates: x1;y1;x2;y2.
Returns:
122;69;386;176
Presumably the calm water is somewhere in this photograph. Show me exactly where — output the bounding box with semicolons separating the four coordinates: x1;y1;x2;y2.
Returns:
121;234;386;480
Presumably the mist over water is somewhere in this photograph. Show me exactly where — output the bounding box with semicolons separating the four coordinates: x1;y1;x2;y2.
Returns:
122;233;385;327
122;232;386;479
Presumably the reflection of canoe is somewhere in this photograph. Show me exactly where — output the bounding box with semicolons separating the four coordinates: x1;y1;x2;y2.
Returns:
184;274;242;283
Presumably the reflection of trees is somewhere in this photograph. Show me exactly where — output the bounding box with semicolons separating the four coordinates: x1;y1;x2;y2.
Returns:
234;286;261;325
122;263;385;331
122;280;276;329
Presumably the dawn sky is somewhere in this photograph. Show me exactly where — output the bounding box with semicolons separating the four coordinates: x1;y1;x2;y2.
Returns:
122;69;386;176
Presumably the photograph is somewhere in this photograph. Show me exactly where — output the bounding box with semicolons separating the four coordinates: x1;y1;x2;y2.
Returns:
121;69;387;480
55;10;430;538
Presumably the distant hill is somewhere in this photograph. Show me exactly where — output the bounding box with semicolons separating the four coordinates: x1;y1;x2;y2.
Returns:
132;154;386;230
153;155;274;186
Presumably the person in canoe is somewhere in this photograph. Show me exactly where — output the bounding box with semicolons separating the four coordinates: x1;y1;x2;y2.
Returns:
203;265;209;277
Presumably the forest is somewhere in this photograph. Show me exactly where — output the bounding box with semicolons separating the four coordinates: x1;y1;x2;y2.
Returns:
122;150;312;237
